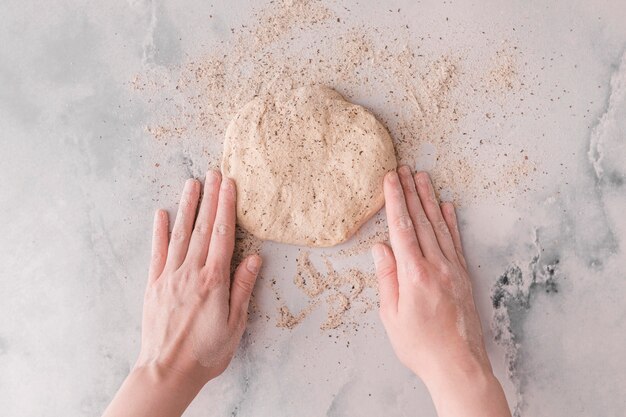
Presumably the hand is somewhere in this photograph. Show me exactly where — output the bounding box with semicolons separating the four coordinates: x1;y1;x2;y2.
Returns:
372;166;510;417
373;166;487;378
103;171;261;417
137;171;262;385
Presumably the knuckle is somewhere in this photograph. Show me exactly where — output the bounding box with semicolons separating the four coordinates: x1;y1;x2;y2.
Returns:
204;263;221;278
394;214;413;231
203;274;222;290
163;276;181;295
203;266;227;288
193;222;211;236
438;262;455;282
171;227;186;241
439;263;452;278
434;220;450;235
415;213;431;227
406;261;428;286
214;223;231;236
177;267;195;282
234;275;255;293
377;264;397;281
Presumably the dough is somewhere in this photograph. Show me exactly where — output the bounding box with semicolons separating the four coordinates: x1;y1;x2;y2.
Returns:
221;85;397;247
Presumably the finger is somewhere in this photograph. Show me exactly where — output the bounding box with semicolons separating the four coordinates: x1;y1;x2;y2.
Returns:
414;172;458;264
166;179;201;269
205;177;237;274
383;171;422;265
228;255;262;328
398;166;443;260
186;170;221;265
441;202;468;269
148;209;169;283
372;243;399;317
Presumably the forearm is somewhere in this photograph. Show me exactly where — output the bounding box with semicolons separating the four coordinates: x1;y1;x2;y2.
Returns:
102;364;203;417
422;360;511;417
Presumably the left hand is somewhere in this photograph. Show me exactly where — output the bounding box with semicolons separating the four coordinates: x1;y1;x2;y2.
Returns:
136;170;262;387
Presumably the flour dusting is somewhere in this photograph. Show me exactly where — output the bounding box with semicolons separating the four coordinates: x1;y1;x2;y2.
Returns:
132;0;536;331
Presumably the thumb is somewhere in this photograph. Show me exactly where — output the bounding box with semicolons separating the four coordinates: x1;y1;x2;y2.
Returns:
228;254;262;328
372;243;399;317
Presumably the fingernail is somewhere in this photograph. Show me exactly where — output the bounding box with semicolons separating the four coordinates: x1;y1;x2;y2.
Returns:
207;170;219;184
385;171;399;184
398;165;411;176
371;244;386;265
446;202;457;218
185;179;199;195
398;165;417;192
416;172;429;185
246;256;261;274
222;177;235;194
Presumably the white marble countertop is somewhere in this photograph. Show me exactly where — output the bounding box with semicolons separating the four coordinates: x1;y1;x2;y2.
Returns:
1;1;626;416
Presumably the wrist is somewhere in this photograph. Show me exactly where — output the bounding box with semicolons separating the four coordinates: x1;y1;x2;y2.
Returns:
102;362;205;417
131;361;206;394
408;343;493;387
422;359;495;397
417;356;511;417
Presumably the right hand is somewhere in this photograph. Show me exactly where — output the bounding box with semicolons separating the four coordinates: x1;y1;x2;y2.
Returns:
372;167;490;380
372;166;511;417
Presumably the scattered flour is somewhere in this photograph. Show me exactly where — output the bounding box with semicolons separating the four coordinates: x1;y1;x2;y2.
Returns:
275;251;377;330
132;0;535;331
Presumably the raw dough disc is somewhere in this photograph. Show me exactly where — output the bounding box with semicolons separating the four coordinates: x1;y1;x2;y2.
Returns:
221;85;397;247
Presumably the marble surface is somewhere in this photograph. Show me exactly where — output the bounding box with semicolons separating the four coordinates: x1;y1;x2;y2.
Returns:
1;1;626;416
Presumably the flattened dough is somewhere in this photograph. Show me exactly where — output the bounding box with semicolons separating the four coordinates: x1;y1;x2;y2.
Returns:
221;85;397;247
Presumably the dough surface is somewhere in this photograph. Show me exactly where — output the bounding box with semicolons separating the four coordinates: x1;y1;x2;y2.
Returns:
221;85;397;247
